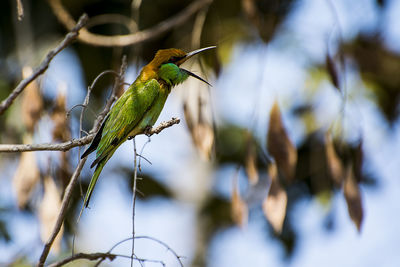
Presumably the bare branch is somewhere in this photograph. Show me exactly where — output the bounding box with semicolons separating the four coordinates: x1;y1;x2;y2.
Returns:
105;236;184;267
48;251;166;267
145;117;181;136
0;118;180;153
52;253;112;267
0;135;94;153
48;0;213;47
136;236;185;267
38;157;87;267
47;252;116;267
0;14;88;116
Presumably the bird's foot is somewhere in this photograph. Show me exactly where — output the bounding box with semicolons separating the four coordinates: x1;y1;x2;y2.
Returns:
144;126;153;137
127;135;134;140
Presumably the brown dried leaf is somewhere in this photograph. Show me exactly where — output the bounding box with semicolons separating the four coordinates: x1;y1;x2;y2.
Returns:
183;80;214;160
13;145;40;208
58;151;71;190
262;162;287;233
325;133;344;186
242;0;260;30
267;101;297;184
21;66;43;133
325;52;340;90
343;165;363;232
231;174;248;228
192;122;214;159
354;140;363;183
16;0;24;20
51;86;70;141
245;132;259;185
39;176;63;253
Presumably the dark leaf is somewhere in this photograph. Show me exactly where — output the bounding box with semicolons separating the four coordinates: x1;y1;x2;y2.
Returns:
343;165;363;232
267;101;297;184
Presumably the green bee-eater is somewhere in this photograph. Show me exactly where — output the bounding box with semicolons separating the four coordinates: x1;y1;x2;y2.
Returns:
81;46;215;207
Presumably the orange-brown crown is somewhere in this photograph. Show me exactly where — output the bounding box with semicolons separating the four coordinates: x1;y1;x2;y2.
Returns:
148;48;187;68
139;48;187;81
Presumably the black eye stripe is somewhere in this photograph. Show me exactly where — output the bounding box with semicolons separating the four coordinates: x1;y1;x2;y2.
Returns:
168;56;185;63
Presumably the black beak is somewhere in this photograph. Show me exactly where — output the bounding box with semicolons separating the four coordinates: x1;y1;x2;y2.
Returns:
178;46;216;86
176;46;217;66
181;69;212;86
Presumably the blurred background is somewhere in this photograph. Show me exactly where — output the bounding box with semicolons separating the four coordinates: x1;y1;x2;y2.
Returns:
1;0;400;266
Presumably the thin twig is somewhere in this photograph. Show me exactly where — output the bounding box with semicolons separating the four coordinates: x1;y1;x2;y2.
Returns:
136;236;185;267
47;252;117;267
0;14;88;116
98;236;184;267
48;251;165;267
38;157;87;267
48;0;213;47
131;139;138;267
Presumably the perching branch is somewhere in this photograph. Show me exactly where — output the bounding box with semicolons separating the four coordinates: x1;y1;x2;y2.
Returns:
145;117;181;135
0;118;180;153
48;0;213;47
0;135;93;153
0;14;88;116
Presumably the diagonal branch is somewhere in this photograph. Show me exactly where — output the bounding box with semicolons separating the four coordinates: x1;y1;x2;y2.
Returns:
48;0;213;47
37;54;126;267
0;118;180;153
0;14;88;116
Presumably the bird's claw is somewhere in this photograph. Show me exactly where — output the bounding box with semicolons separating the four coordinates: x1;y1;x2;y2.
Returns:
144;126;153;137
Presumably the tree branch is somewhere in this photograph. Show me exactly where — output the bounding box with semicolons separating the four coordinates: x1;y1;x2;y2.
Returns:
48;0;213;47
0;14;88;116
145;117;181;135
48;251;166;267
0;118;180;153
0;135;93;153
47;252;117;267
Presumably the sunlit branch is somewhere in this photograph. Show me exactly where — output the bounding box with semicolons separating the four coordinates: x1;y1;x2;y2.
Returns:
48;0;213;47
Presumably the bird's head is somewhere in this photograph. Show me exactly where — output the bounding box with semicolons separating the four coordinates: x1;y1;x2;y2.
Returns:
143;46;216;86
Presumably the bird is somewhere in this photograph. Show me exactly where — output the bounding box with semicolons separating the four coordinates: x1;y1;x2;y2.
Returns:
81;46;216;208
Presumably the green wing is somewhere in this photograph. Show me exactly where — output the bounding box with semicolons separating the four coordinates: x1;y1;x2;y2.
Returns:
94;79;160;163
82;78;160;207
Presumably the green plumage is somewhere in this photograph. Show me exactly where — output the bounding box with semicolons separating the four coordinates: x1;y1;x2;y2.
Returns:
81;46;215;209
82;78;169;207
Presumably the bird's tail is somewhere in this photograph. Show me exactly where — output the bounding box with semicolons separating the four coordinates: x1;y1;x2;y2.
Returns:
83;158;107;208
77;151;115;221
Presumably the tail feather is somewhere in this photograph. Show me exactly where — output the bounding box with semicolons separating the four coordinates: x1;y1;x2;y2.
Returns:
83;159;106;208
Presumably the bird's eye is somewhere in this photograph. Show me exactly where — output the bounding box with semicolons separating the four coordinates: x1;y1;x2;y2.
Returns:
168;56;184;64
